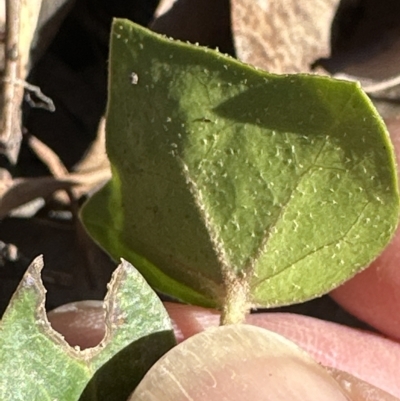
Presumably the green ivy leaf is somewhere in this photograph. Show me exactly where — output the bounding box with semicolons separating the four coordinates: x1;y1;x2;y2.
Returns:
0;256;175;401
81;19;399;320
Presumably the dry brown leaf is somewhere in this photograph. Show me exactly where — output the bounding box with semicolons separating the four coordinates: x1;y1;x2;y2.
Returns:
316;1;400;119
0;117;110;218
24;117;110;208
29;0;77;65
151;0;233;54
28;133;69;178
231;0;340;73
0;173;73;218
0;168;109;219
26;132;73;205
70;116;111;199
326;0;400;80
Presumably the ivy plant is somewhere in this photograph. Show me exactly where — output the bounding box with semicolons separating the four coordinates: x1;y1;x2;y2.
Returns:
82;19;399;324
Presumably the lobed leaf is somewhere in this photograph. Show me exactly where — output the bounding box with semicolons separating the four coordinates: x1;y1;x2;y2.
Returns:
0;256;175;401
81;19;399;313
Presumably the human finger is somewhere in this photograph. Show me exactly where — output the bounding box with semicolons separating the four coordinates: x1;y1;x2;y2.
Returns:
330;117;400;341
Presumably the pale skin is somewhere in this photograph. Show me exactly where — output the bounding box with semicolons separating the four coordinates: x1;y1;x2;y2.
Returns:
47;117;400;400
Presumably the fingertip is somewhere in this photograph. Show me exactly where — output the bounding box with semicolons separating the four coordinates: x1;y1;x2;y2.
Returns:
164;301;219;342
328;367;400;401
47;300;105;349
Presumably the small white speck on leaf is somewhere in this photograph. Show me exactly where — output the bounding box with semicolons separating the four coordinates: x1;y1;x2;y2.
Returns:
130;72;139;85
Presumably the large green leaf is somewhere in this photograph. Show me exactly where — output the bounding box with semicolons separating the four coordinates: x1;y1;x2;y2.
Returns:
0;256;175;401
81;19;399;320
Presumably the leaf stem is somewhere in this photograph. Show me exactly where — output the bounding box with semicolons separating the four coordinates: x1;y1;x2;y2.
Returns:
220;272;250;325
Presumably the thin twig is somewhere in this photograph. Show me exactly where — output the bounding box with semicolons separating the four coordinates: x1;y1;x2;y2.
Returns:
0;0;22;145
2;77;56;112
26;133;74;206
27;134;69;178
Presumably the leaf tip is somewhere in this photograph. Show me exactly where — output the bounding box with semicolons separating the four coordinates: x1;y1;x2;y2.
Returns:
17;254;46;293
